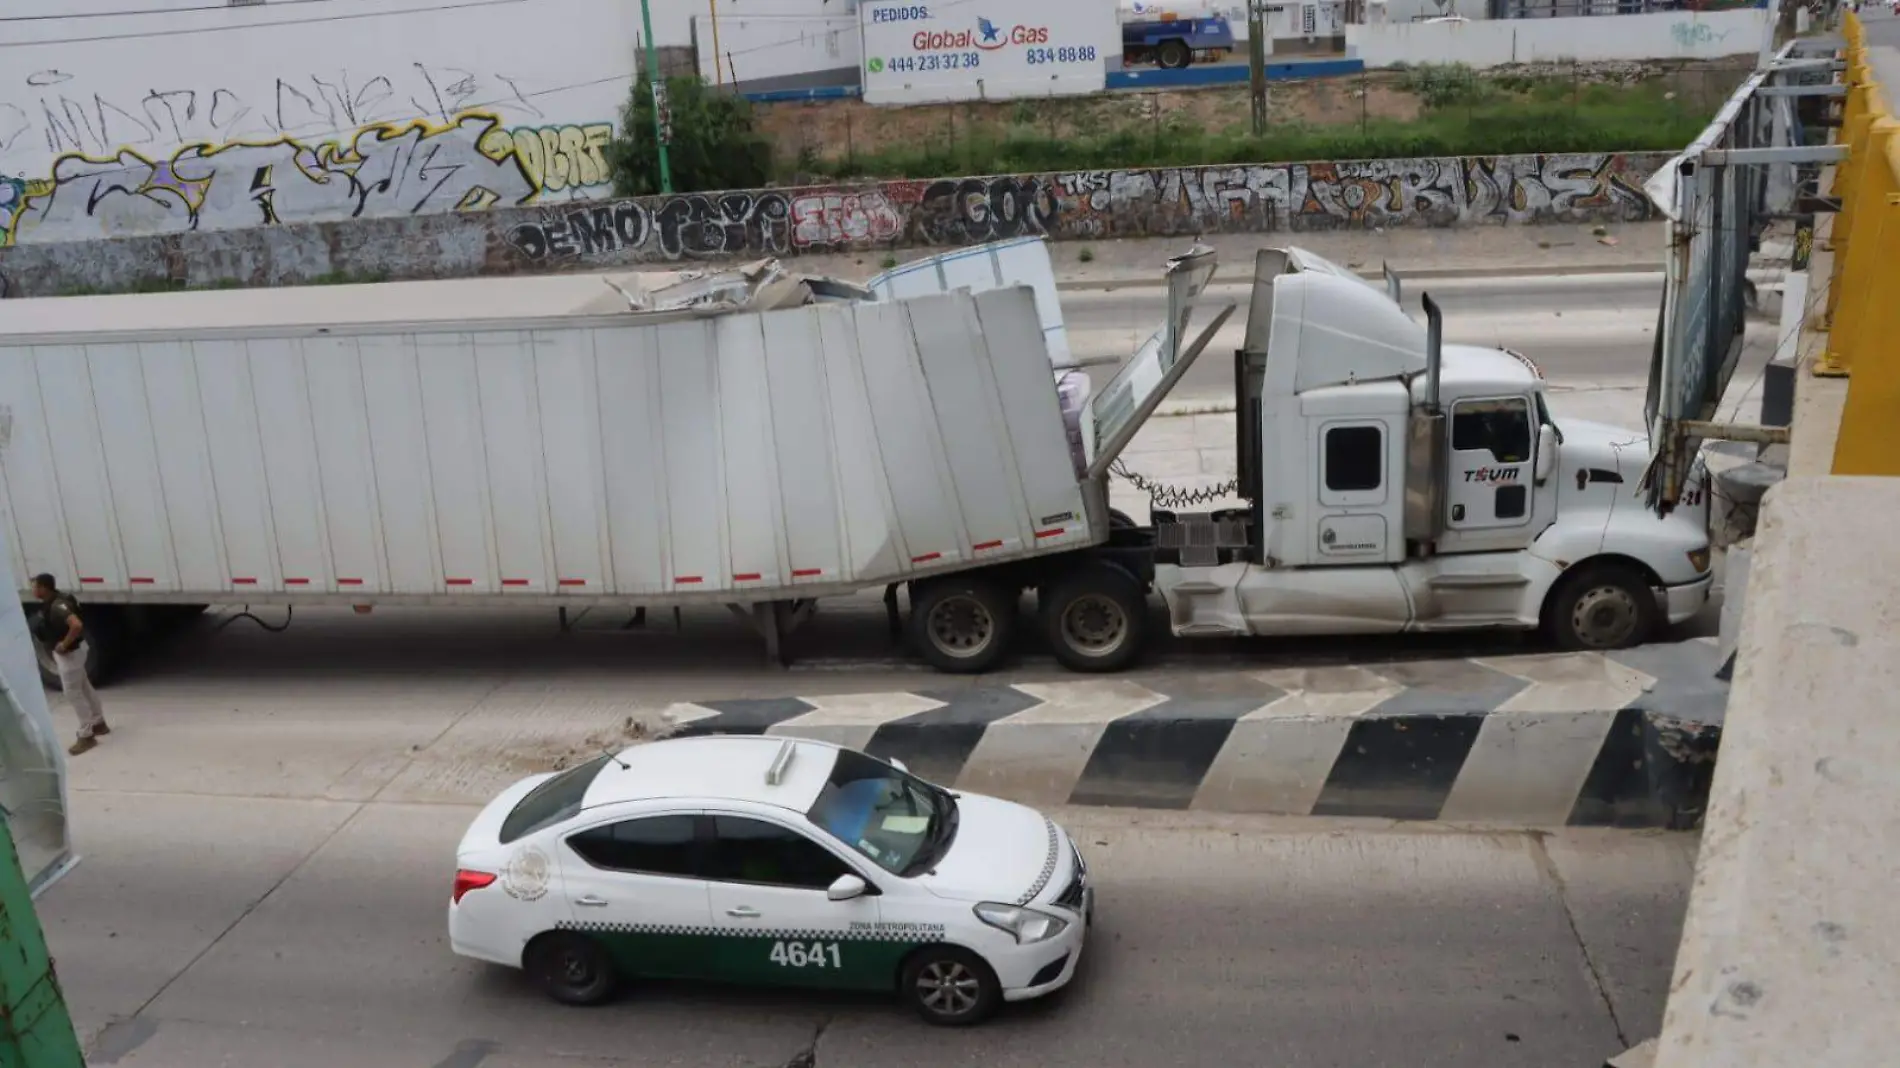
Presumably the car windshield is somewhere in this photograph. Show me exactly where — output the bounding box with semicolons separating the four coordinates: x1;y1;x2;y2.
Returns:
499;754;612;844
805;749;957;877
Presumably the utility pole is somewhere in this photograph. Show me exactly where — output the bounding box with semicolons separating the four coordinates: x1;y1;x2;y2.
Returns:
637;0;675;194
1247;0;1268;136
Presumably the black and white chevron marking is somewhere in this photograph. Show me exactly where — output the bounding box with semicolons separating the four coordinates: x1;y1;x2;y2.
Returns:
663;640;1726;829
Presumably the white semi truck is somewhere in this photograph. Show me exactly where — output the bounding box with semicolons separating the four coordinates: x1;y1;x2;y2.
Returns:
0;243;1711;682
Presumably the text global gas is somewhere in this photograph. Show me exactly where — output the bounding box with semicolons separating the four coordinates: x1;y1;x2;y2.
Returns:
914;23;1050;51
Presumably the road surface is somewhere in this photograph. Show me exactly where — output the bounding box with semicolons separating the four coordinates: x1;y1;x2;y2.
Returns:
42;660;1697;1068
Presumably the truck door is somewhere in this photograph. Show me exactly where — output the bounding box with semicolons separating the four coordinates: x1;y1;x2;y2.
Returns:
1314;419;1400;564
1446;396;1534;532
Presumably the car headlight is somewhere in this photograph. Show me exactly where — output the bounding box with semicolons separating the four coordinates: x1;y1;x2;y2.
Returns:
973;902;1069;944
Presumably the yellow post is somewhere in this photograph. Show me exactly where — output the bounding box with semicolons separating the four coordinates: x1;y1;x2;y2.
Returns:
1832;192;1900;474
1821;99;1877;332
1822;118;1900;376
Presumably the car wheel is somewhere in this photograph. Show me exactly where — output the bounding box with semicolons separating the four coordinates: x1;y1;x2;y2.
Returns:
902;946;1001;1026
527;932;618;1006
1156;39;1191;69
1039;561;1148;673
1543;562;1659;651
907;576;1018;674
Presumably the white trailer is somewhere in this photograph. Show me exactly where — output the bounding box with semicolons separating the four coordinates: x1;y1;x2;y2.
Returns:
1;261;1199;683
3;242;1713;684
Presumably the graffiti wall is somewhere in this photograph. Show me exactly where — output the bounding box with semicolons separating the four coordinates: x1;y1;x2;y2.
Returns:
0;152;1668;296
2;0;639;245
503;153;1663;267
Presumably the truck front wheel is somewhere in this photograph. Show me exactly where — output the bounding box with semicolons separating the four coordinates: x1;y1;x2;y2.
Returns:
1039;562;1148;673
1543;563;1659;651
908;576;1018;674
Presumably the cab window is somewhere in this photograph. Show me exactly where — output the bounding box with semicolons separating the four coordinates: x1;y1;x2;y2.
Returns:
567;815;700;877
1451;398;1532;462
705;816;852;890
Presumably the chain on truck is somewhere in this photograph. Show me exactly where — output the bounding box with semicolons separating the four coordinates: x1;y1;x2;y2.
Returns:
0;242;1713;684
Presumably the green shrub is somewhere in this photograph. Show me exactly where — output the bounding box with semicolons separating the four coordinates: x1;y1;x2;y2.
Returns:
608;77;773;196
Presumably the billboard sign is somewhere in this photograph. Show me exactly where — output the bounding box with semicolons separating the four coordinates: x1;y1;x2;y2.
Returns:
860;0;1114;105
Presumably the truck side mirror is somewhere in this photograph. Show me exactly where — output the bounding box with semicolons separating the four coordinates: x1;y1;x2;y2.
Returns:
1534;425;1558;484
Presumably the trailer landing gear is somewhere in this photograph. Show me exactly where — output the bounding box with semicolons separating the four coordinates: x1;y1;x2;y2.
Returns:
730;601;818;668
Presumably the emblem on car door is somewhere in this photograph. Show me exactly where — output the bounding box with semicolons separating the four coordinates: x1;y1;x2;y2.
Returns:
501;845;552;901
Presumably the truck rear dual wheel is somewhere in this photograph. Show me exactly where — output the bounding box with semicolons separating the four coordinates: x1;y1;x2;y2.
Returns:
1156;39;1192;69
1039;562;1148;673
908;577;1019;674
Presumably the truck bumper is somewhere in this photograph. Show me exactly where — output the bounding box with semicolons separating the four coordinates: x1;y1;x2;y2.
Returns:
1661;574;1714;625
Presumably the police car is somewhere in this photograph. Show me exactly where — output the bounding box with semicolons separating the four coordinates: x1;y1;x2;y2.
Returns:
448;734;1093;1025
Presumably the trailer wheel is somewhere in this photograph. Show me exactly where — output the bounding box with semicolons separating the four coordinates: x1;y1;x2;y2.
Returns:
1040;562;1148;673
1156;39;1191;69
1542;562;1659;651
908;576;1018;674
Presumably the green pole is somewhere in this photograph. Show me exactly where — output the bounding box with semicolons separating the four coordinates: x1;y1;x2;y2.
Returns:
0;815;84;1068
638;0;674;194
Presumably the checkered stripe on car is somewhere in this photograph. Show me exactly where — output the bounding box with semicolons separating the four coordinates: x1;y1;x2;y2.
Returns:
1015;817;1061;905
556;921;940;942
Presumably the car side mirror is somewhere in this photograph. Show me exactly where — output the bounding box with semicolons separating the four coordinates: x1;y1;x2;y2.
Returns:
1534;425;1558;484
827;874;869;902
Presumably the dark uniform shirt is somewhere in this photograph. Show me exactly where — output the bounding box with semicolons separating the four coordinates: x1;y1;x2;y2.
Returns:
37;594;80;648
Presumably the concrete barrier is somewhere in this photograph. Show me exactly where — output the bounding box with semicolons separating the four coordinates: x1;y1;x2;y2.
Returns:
0;151;1668;297
661;642;1722;827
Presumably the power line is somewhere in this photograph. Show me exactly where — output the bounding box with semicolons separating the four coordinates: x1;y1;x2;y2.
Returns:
2;0;340;23
0;0;537;47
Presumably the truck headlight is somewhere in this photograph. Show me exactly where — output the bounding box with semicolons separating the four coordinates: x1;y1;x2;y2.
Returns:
973;902;1069;944
1687;548;1711;574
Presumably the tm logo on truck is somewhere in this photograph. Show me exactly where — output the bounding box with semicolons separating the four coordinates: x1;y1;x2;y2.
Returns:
1464;466;1522;483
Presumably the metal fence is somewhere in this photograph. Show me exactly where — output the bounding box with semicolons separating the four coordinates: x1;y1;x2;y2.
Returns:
1640;36;1840;512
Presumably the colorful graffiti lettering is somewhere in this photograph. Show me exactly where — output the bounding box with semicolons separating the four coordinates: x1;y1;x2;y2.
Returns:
790;191;902;248
508;191;793;262
3;111;613;246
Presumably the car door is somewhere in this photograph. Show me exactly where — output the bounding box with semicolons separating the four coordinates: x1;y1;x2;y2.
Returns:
555;810;718;981
700;812;896;992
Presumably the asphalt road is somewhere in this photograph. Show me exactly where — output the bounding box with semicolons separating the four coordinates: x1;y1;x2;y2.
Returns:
45;740;1694;1068
1059;272;1782;405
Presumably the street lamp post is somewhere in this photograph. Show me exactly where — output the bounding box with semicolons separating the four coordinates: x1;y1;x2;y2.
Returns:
637;0;675;194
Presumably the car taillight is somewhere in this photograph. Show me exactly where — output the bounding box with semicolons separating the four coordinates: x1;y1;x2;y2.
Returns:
453;869;496;904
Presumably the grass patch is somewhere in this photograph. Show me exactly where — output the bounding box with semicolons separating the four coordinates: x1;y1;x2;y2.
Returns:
796;73;1711;179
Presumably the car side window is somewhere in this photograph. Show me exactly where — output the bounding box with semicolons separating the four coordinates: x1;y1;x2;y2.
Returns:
567;815;701;878
705;815;852;890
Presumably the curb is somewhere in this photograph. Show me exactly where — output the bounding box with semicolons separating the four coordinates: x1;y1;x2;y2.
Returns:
1053;261;1669;292
660;639;1725;829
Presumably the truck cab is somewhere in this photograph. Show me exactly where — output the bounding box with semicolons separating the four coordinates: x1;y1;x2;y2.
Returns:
1139;248;1713;650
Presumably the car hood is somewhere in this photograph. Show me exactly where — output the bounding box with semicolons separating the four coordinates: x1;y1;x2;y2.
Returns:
917;792;1071;905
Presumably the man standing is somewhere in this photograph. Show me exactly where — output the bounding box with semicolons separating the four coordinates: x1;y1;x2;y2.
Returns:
31;574;109;755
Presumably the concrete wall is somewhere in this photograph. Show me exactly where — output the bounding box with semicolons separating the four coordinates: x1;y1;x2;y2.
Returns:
1;0;647;247
0;151;1666;296
1347;9;1771;68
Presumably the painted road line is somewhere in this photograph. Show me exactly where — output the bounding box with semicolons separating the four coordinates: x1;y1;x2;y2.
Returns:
661;641;1725;828
1192;665;1403;815
1440;653;1658;826
765;692;945;751
955;680;1166;808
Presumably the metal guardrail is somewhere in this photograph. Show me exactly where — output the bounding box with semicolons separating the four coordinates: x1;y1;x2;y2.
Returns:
1818;11;1900;476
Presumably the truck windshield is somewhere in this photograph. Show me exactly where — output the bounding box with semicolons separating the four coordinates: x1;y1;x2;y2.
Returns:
806;749;958;877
